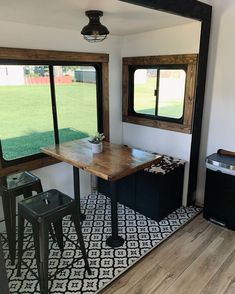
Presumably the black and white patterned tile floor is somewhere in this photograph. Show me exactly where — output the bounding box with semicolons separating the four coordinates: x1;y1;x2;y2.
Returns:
1;193;201;294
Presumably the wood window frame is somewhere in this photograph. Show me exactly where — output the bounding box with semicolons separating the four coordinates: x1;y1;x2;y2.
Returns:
123;54;198;134
0;47;109;176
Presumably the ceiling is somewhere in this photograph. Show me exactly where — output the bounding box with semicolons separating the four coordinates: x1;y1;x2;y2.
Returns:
0;0;195;36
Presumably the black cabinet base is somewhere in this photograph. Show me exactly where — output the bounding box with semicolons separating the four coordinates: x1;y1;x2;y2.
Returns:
98;165;184;222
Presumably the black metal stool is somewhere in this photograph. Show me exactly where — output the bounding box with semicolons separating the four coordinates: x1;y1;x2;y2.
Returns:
0;171;43;264
17;189;91;294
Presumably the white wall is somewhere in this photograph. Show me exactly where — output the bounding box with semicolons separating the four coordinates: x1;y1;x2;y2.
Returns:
121;22;201;57
0;20;122;199
121;22;201;204
196;0;235;204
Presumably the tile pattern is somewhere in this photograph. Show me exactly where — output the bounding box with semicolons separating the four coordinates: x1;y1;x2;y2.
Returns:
1;193;201;294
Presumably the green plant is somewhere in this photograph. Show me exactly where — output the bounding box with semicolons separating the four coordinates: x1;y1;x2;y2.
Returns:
89;132;105;144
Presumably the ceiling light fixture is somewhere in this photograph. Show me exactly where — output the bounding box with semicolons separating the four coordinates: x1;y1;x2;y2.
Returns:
81;10;109;43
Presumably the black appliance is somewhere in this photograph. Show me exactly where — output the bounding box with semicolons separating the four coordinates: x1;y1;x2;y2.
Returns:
203;153;235;229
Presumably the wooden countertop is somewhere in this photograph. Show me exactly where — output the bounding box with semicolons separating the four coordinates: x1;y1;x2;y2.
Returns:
41;140;161;181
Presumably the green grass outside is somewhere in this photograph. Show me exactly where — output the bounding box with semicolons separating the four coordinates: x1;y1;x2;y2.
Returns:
1;128;89;160
0;82;97;160
0;79;183;160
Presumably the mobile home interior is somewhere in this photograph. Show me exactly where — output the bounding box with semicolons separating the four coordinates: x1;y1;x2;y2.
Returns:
0;0;235;293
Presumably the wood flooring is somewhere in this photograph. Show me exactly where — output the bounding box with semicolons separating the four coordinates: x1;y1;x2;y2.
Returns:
101;214;235;294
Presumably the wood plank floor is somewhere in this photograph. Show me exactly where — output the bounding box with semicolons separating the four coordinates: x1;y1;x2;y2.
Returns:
100;214;235;294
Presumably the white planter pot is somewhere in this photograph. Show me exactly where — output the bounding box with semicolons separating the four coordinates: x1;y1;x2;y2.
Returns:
91;142;103;154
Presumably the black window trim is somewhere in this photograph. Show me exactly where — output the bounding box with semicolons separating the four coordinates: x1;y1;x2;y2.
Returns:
128;63;188;124
0;60;103;168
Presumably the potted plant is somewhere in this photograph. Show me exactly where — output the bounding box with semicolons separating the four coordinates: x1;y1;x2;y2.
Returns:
89;132;105;153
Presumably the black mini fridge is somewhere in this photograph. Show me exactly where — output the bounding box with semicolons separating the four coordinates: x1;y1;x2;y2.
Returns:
203;153;235;229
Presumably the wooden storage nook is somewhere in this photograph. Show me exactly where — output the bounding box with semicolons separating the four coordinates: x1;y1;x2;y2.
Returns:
98;154;185;221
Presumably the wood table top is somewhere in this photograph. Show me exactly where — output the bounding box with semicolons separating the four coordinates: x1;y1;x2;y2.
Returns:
41;140;161;181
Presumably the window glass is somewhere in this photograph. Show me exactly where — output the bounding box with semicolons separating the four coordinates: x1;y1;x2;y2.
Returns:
133;67;186;120
158;69;186;119
134;69;157;115
0;65;54;160
54;66;98;142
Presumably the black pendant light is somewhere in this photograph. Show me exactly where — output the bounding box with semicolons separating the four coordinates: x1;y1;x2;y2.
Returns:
81;10;109;43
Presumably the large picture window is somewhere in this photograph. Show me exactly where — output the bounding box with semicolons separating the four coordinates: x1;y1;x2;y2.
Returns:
0;48;109;171
123;54;198;133
0;63;99;164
